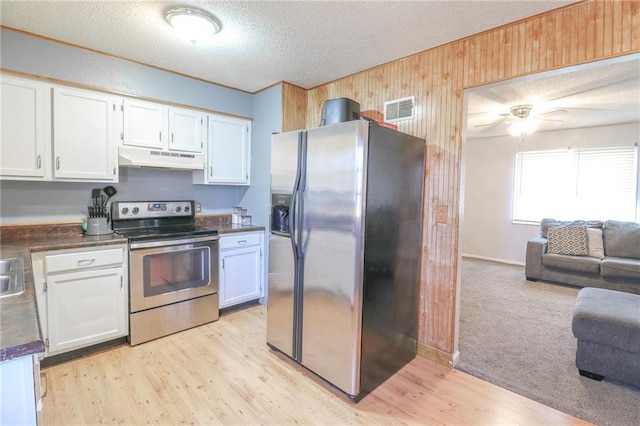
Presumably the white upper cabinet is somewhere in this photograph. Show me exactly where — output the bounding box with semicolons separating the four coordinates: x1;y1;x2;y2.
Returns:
122;100;204;153
53;86;118;182
194;114;251;185
168;106;205;153
122;98;165;149
0;75;50;180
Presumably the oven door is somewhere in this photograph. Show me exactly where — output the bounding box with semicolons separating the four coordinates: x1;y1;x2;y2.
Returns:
129;236;219;313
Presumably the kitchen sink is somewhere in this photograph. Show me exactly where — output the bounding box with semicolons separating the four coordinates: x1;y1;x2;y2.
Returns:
0;258;25;298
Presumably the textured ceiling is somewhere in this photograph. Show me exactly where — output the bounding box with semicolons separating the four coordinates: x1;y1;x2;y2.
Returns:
466;54;640;139
0;0;573;93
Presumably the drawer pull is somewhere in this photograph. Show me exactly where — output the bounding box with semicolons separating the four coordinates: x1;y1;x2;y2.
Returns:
76;258;96;267
237;240;247;245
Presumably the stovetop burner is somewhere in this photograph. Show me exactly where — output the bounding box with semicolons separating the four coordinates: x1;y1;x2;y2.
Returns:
115;225;218;242
111;200;218;243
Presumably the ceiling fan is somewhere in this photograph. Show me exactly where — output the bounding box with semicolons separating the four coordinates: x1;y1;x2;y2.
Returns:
473;104;568;140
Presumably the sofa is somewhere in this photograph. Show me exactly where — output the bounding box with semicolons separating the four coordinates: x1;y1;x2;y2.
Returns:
525;218;640;295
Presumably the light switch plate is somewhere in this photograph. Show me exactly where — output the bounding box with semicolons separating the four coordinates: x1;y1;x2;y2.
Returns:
436;205;448;224
195;202;202;213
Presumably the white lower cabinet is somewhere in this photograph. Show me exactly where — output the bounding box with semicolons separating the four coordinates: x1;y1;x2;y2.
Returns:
31;245;128;357
219;232;263;309
0;354;42;425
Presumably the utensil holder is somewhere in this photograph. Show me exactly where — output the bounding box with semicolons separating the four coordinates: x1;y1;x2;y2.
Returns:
86;217;112;236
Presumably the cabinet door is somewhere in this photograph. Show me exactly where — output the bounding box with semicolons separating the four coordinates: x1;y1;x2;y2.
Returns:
46;266;126;354
207;115;251;185
169;106;204;153
0;356;37;426
219;244;262;308
123;99;165;149
0;75;48;179
52;87;118;181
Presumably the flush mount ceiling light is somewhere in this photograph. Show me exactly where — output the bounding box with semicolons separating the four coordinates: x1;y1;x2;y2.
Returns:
165;6;221;44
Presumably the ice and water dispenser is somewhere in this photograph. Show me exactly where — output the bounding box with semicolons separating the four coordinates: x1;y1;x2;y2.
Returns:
271;194;291;235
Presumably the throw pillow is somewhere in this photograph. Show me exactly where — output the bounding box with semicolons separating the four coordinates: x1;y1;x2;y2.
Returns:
547;226;589;256
587;228;605;259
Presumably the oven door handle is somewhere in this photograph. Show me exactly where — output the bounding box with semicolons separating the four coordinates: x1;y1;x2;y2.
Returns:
130;235;220;250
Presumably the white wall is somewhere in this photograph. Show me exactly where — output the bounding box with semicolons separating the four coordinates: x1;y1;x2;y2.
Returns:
462;121;640;264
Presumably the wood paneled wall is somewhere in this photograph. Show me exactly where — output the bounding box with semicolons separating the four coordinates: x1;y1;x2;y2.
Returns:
282;82;308;132
301;0;640;364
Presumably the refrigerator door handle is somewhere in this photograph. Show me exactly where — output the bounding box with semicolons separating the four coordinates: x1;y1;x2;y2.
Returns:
290;132;302;258
290;130;307;361
290;131;307;259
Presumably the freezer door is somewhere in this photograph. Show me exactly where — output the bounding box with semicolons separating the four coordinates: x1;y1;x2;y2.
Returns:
266;131;300;358
300;120;368;397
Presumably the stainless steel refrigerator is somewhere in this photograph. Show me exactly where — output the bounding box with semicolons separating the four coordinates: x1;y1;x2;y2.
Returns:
267;119;425;401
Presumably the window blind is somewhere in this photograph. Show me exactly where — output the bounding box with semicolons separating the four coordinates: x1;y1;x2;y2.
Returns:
513;145;638;222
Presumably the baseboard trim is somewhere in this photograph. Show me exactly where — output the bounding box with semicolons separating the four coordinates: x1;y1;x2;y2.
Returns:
462;253;525;266
417;342;458;368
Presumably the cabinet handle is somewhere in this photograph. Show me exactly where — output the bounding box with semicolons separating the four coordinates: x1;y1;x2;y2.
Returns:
40;371;48;399
76;258;96;267
222;258;225;269
171;132;174;144
209;166;213;177
113;167;116;175
55;157;60;170
120;275;123;289
237;240;247;245
36;155;42;169
159;130;162;142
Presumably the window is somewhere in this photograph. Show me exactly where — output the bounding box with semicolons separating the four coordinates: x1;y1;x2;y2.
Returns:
513;146;638;222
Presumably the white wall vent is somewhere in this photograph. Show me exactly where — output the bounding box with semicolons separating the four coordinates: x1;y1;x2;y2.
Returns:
384;96;415;122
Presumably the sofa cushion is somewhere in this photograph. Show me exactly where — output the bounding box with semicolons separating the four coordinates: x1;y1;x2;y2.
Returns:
587;228;605;259
604;220;640;260
540;218;604;238
572;288;640;353
542;253;601;274
601;257;640;279
547;226;589;256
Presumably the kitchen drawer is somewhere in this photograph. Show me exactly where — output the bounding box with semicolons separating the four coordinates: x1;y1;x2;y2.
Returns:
220;233;261;250
45;248;124;274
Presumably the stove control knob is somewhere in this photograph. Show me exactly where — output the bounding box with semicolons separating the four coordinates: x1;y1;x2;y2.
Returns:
184;205;190;213
121;207;129;215
132;207;139;215
175;206;182;213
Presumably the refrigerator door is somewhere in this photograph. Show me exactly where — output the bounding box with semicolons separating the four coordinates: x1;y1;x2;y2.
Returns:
267;130;301;358
300;120;368;397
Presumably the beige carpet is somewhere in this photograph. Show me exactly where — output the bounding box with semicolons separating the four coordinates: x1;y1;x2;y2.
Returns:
456;257;640;426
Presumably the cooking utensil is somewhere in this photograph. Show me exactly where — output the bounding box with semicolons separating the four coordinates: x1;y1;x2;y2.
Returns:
102;185;117;205
90;188;102;208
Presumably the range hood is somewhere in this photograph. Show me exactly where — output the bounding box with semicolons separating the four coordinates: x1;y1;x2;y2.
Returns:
118;146;204;170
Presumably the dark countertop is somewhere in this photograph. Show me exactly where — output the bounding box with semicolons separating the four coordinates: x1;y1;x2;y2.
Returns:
0;219;263;361
0;245;45;362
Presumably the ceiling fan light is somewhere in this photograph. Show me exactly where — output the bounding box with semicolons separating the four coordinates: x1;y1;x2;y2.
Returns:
165;7;220;43
508;120;536;137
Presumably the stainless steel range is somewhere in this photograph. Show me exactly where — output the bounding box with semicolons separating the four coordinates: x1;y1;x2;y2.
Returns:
111;200;219;345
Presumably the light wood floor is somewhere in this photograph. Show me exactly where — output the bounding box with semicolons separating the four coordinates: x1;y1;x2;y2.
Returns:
42;304;591;425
